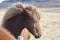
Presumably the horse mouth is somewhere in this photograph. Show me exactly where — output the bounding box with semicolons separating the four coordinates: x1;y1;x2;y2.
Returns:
35;34;41;39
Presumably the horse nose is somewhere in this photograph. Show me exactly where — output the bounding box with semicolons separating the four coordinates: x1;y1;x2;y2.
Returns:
35;34;41;39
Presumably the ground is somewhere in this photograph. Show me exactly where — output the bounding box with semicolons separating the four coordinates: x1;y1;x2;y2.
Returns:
0;9;60;40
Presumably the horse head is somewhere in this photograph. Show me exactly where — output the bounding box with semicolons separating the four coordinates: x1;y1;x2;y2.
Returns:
24;6;42;39
2;4;42;39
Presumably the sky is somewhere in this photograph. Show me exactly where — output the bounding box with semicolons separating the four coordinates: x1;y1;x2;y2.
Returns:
0;0;5;3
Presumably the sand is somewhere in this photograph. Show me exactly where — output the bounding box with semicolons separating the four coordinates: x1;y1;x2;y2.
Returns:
0;9;60;40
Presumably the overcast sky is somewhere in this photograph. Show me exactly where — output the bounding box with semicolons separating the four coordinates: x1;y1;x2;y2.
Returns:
0;0;5;3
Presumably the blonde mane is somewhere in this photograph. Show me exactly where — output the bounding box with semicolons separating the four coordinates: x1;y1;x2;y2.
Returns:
2;3;41;25
1;3;42;40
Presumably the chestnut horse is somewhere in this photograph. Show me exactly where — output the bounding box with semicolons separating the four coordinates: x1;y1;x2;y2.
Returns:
2;3;42;40
0;27;16;40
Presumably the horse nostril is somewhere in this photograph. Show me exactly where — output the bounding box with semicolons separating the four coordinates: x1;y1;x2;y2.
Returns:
35;34;41;39
38;34;41;38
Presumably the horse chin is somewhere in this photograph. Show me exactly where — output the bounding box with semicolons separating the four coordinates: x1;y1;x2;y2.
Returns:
34;34;41;39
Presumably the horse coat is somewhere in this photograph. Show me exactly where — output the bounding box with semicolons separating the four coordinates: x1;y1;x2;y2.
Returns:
2;3;42;40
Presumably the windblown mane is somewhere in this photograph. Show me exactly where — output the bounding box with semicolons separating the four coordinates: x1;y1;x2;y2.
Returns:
2;3;41;25
1;3;41;40
25;5;41;19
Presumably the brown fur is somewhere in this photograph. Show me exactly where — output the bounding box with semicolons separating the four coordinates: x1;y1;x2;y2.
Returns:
0;27;16;40
25;5;41;19
2;3;42;40
2;4;24;23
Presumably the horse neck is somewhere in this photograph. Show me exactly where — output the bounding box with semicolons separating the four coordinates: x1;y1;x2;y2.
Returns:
3;13;26;39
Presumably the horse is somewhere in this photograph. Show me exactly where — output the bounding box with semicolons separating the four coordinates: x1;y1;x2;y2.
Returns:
2;3;42;40
0;27;16;40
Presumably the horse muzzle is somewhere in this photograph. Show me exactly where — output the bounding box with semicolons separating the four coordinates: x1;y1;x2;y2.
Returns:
35;34;41;39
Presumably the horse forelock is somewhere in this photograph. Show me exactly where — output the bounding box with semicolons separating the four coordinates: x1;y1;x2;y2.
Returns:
14;3;41;19
3;3;41;25
25;5;41;20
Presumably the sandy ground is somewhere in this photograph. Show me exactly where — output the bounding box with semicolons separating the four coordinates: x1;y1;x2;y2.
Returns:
30;12;60;40
0;9;60;40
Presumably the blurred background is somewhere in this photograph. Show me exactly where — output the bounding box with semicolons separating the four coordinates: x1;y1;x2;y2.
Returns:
0;0;60;40
0;0;60;9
